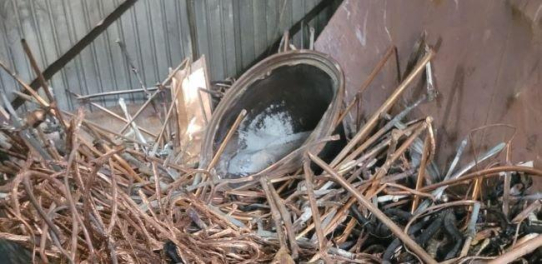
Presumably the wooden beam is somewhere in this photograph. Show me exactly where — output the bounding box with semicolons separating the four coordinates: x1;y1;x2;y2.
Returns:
11;0;139;110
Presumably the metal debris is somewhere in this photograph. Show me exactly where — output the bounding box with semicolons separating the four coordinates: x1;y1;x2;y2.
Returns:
0;38;540;264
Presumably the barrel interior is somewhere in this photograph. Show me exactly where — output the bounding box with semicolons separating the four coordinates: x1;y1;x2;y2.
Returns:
214;63;336;178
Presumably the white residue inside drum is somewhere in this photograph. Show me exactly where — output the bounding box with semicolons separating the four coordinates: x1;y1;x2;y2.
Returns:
220;102;311;177
239;103;295;149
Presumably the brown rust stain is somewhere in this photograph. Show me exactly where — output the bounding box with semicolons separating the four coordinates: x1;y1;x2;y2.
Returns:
432;0;445;7
505;93;517;111
507;0;538;35
527;134;538;152
316;0;542;169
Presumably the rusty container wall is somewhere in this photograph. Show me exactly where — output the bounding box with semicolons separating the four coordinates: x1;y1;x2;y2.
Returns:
200;50;344;180
315;0;542;177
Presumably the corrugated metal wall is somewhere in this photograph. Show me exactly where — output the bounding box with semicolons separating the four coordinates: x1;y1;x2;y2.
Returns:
0;0;337;111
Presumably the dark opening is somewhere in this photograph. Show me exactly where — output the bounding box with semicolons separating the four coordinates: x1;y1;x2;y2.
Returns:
214;64;336;178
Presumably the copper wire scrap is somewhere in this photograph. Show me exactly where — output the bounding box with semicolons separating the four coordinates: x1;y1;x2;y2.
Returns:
0;37;541;264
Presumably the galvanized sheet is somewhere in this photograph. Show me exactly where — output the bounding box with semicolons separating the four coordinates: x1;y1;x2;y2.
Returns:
0;0;331;111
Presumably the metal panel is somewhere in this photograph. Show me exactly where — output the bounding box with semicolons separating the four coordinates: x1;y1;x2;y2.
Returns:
315;0;542;171
206;0;226;79
221;0;237;78
0;0;331;111
238;0;255;69
253;1;267;54
292;0;305;47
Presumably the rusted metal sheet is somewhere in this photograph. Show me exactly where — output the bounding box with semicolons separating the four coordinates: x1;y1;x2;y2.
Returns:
315;0;542;170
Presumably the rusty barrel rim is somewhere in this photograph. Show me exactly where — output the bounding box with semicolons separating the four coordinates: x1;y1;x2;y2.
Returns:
200;49;345;180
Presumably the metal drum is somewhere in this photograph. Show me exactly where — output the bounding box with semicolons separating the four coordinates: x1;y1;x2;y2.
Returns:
200;50;345;180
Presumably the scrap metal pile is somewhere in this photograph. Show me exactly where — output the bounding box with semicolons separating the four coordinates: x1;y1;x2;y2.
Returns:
0;39;542;264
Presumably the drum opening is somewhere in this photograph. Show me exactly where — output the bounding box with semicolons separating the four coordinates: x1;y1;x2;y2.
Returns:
214;63;336;178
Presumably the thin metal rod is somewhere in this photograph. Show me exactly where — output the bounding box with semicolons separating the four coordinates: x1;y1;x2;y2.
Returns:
283;31;290;53
260;178;287;250
76;87;160;101
194;109;246;194
61;111;150;147
21;39;55;103
412;134;431;213
303;160;329;262
89;101;157;137
420;166;542;192
206;109;247;171
0;61;49;108
371;120;429;182
116;40;149;95
309;153;437;264
331;49;435;167
337;46;397;125
488;234;542;264
23;39;72;129
154;76;186;145
339;95;426;169
11;0;139;110
118;59;188;135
